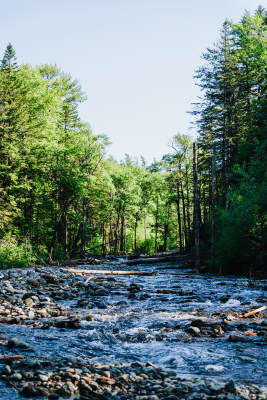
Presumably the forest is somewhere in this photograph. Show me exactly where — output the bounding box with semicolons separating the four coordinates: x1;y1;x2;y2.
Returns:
0;7;266;275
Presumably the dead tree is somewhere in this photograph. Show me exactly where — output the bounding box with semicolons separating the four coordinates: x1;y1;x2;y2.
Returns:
211;144;217;270
193;142;200;274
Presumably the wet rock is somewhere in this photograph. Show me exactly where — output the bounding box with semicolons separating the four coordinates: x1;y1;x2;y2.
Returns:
220;295;231;303
139;293;151;300
116;301;127;306
7;337;32;349
213;324;224;335
98;302;107;309
23;359;41;369
94;289;109;296
186;326;201;335
224;380;236;393
53;318;82;329
42;274;56;283
1;365;12;376
56;381;76;397
37;373;49;382
228;334;247;342
89;380;99;390
20;385;41;397
10;372;23;380
77;299;89;307
190;319;205;328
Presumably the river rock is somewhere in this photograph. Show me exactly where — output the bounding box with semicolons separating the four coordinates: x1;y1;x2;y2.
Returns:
1;365;12;375
224;380;237;394
37;373;49;382
27;278;39;288
190;319;205;328
228;334;246;342
24;297;34;306
7;337;32;349
20;386;41;398
186;326;201;335
10;372;23;380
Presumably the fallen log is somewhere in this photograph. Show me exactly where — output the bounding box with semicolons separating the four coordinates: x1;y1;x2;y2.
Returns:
141;251;190;259
156;263;193;270
126;256;182;266
60;258;105;267
242;306;266;318
64;268;157;276
128;251;190;260
0;355;24;362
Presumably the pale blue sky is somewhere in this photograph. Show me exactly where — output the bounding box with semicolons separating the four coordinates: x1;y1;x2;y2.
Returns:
1;0;263;163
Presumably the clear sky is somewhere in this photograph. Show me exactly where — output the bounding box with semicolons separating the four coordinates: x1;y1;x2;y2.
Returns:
1;0;263;163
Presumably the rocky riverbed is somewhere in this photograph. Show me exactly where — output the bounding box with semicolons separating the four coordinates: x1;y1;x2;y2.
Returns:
0;259;266;399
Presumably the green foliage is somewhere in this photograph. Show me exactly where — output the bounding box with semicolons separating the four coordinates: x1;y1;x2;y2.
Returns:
192;7;267;273
0;235;35;268
216;145;267;272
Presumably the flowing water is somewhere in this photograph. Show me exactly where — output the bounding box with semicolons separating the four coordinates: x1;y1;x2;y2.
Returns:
0;261;266;398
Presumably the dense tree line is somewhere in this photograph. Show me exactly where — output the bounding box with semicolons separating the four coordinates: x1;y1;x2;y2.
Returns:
0;7;266;274
192;6;267;273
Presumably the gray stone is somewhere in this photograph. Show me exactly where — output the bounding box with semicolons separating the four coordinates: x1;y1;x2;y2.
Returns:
37;373;49;382
186;326;201;335
23;359;41;369
1;365;12;376
224;380;236;393
228;334;246;342
20;386;40;397
191;319;205;328
7;337;31;349
10;372;23;381
27;278;39;288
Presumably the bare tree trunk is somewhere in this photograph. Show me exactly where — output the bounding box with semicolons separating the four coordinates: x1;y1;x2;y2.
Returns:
102;223;107;256
48;208;66;263
193;142;200;274
134;214;138;253
70;223;82;259
80;198;87;258
176;179;183;251
179;164;187;247
203;188;207;226
198;174;202;226
185;166;191;241
163;224;168;252
163;208;169;252
211;144;217;270
120;207;125;253
155;197;159;254
114;205;121;254
64;212;68;258
144;214;147;252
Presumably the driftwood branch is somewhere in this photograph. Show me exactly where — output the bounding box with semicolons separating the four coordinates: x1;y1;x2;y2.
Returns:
64;268;156;276
242;306;266;318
